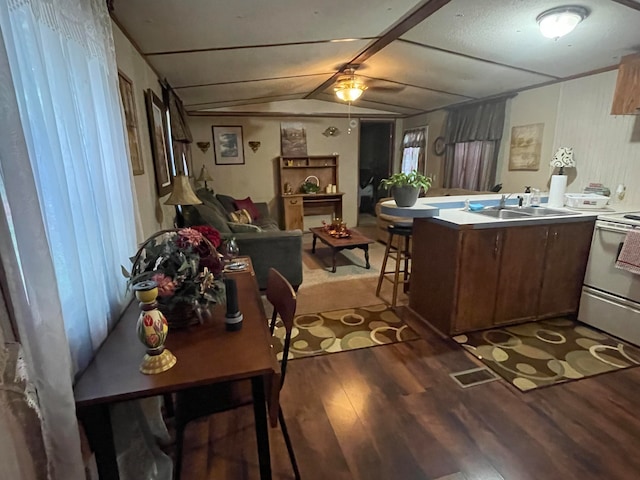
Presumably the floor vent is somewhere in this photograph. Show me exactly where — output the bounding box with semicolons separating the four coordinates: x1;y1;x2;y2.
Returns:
449;367;500;388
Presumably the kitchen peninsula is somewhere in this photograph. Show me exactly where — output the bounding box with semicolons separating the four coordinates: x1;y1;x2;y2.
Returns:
380;195;598;336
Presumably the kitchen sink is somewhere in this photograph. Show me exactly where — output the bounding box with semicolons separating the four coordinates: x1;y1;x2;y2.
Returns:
473;206;581;219
474;209;531;219
503;206;580;217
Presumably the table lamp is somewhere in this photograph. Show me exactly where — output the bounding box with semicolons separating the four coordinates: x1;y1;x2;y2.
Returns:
549;147;575;208
165;174;202;227
196;165;214;191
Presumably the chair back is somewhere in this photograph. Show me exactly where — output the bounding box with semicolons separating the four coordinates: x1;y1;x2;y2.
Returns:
266;268;296;384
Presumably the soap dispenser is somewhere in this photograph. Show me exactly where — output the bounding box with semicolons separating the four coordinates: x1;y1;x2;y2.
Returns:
523;186;532;207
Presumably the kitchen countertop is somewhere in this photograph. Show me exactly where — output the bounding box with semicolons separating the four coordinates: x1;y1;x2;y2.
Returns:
380;194;639;229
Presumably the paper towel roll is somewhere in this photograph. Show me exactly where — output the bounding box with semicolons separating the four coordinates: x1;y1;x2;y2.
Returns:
549;175;567;208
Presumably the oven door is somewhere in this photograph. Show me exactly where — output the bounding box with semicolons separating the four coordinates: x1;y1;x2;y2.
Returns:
584;220;640;304
579;286;640;347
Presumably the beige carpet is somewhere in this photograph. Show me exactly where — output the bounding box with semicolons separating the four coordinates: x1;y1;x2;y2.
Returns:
300;216;387;286
454;318;640;392
271;304;419;360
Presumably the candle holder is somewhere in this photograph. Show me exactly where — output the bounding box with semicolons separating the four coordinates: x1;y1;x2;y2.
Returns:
133;280;177;374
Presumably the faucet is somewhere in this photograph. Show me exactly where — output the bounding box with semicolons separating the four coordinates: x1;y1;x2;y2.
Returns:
499;193;513;209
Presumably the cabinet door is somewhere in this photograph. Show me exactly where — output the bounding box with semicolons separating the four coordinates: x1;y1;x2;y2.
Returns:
453;229;502;333
283;197;304;230
611;53;640;115
538;221;595;317
494;225;548;325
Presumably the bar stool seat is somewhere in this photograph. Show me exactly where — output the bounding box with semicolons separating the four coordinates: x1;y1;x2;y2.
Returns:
376;224;412;307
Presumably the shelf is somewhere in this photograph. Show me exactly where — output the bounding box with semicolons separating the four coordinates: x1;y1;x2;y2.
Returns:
282;165;336;169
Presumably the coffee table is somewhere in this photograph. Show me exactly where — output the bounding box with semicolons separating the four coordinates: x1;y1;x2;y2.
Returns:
309;227;375;273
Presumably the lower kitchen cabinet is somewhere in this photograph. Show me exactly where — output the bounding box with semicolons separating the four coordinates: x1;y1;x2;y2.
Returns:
410;218;595;335
538;221;595;317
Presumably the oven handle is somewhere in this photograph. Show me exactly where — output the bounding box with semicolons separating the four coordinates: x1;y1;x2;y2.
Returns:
595;223;635;234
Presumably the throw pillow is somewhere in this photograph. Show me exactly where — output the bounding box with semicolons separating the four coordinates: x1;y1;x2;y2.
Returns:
228;222;263;233
193;204;232;234
234;196;260;221
216;194;237;215
228;208;252;225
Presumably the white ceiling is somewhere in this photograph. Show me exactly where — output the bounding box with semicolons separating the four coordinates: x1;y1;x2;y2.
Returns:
112;0;640;117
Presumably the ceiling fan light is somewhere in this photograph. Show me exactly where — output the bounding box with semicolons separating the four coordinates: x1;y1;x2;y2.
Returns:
335;85;364;102
537;6;589;39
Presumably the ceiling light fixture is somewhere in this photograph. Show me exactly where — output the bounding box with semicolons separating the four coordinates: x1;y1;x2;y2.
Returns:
334;68;367;102
536;6;589;39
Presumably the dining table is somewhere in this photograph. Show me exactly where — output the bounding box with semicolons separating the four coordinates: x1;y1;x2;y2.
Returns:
74;258;278;479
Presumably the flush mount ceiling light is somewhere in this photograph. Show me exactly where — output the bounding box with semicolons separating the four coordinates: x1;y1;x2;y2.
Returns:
334;68;367;102
537;6;589;39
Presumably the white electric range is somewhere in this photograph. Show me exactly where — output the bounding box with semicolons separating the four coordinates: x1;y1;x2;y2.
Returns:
579;211;640;346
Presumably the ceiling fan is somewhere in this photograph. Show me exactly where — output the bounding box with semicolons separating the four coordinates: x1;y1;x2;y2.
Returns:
333;65;405;102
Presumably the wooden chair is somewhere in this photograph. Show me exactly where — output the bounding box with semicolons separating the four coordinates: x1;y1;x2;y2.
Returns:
173;268;300;480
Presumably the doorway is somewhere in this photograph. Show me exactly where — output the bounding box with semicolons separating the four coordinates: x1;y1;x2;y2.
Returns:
358;120;394;228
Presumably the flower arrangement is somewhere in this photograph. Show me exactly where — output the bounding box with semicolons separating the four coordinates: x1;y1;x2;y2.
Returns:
123;227;225;326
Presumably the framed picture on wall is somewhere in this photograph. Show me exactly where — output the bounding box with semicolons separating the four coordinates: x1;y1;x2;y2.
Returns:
117;71;144;175
144;89;173;196
212;126;245;165
508;123;544;171
280;122;308;156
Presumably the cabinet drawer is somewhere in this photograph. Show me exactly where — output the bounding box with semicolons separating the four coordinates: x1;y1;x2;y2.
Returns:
283;198;303;230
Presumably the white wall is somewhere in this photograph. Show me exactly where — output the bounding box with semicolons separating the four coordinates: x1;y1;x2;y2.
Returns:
497;84;561;194
188;116;360;228
554;71;640;206
112;22;175;239
498;71;640;206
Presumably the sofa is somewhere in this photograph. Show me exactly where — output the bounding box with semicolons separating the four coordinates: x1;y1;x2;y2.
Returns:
183;188;303;290
375;187;491;245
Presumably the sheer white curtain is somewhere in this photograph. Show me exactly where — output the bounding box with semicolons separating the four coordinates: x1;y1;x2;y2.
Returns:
400;128;426;174
0;0;137;477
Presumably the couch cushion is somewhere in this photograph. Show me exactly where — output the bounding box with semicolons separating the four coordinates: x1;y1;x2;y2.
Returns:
234;196;261;221
228;222;263;233
254;217;280;231
193;204;232;233
216;193;237;214
196;188;229;217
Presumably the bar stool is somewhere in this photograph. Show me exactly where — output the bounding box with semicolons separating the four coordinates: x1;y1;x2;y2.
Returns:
376;223;412;307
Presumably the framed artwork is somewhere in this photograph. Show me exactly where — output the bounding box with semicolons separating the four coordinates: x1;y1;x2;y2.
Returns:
117;71;144;175
280;122;308;156
508;123;544;171
145;89;173;196
212;126;245;165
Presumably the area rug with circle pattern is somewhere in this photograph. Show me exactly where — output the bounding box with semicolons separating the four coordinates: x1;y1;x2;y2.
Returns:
271;304;420;360
453;318;640;392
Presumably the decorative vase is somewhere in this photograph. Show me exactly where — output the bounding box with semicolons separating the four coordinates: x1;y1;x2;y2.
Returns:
133;280;177;375
392;185;420;207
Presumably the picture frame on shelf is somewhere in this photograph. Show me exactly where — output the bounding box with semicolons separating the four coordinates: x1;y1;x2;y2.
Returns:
144;89;173;196
212;126;245;165
117;71;144;175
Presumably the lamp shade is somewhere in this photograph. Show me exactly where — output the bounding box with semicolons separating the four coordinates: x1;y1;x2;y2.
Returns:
550;147;576;169
196;165;214;183
164;175;202;206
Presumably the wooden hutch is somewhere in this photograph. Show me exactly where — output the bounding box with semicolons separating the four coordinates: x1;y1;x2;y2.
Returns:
278;154;343;230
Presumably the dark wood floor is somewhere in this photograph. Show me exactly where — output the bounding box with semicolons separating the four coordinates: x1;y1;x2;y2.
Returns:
177;296;640;480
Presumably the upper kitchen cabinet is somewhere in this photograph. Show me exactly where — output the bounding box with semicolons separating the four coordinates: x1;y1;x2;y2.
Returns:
611;53;640;115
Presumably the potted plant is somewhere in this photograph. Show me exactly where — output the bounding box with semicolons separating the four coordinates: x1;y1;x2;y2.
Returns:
380;170;432;207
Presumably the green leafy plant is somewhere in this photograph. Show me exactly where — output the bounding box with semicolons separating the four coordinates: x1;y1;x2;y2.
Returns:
122;227;225;311
301;181;321;194
380;170;432;192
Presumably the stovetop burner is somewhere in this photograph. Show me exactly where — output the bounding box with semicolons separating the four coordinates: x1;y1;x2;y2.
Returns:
598;211;640;226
